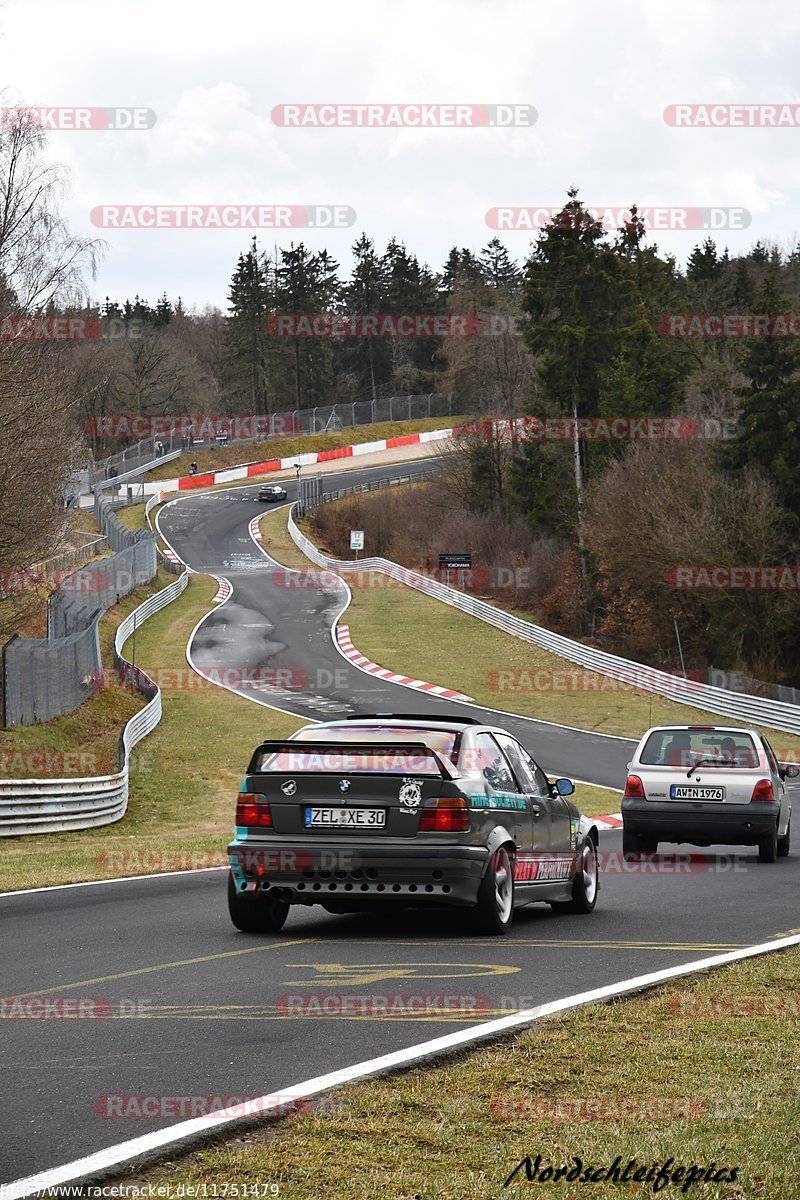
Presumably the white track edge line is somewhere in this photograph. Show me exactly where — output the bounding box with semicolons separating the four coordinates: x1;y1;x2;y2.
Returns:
0;867;227;899
6;932;800;1198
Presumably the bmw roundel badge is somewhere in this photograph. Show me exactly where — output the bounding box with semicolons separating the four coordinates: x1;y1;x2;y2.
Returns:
339;779;351;794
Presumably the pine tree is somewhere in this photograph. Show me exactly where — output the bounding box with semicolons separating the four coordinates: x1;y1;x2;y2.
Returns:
520;188;626;557
726;269;800;520
343;234;389;400
728;258;755;310
479;237;521;291
153;292;173;328
686;238;721;281
381;239;442;390
275;242;340;407
223;237;271;414
101;296;122;320
440;247;463;295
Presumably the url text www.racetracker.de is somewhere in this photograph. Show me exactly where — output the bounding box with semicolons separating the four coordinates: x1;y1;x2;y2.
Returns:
1;1187;280;1199
502;1155;740;1192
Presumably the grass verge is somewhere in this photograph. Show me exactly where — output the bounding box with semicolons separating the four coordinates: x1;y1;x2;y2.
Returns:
115;503;150;531
0;574;302;891
145;416;463;481
259;508;800;765
106;943;800;1198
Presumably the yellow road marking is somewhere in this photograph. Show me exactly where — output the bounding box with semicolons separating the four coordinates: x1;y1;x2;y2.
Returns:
282;962;521;986
317;939;746;951
7;937;754;1002
9;939;316;999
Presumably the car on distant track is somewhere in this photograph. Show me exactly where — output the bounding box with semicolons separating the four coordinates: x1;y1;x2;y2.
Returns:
257;484;288;502
227;713;600;935
621;723;798;862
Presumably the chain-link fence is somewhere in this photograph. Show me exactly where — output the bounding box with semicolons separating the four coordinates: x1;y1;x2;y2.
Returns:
707;666;800;707
88;394;455;490
47;542;157;639
2;503;158;727
297;467;435;517
94;493;159;553
3;614;103;727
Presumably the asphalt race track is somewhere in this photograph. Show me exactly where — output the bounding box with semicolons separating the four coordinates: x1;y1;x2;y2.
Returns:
2;461;798;1188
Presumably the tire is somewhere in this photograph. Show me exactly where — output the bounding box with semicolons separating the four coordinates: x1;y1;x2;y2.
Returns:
471;845;514;935
622;828;657;857
551;837;599;914
228;871;290;933
758;823;778;863
778;820;791;859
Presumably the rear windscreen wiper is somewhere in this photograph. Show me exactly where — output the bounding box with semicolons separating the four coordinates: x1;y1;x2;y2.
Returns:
685;756;717;778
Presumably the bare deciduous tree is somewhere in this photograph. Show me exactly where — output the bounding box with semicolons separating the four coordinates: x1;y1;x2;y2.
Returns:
0;106;102;628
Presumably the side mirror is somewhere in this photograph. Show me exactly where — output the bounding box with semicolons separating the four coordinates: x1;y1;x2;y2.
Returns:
783;764;800;779
626;762;632;770
555;778;575;797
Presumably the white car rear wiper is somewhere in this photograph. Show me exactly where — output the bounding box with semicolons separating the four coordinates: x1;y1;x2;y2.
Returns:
685;756;719;778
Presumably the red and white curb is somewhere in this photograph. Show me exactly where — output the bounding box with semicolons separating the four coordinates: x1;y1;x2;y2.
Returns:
141;427;455;496
336;624;471;700
161;545;182;565
594;813;623;830
210;576;232;604
248;515;263;541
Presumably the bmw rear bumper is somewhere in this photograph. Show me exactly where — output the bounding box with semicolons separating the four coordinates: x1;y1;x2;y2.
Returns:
227;839;489;907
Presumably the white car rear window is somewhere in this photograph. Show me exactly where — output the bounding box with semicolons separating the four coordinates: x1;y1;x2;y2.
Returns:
638;730;759;769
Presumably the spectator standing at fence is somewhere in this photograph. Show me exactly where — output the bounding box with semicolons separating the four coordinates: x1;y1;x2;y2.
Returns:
190;461;198;475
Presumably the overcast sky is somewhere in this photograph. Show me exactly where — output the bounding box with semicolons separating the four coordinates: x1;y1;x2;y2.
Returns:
2;0;799;310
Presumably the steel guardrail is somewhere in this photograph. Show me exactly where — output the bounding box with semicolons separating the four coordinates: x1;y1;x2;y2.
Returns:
288;494;800;738
0;570;188;836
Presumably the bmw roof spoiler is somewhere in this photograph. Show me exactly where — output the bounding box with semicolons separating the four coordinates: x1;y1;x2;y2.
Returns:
343;712;482;725
246;739;455;779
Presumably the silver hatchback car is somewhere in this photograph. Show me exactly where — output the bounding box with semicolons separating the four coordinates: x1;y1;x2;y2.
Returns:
621;724;799;862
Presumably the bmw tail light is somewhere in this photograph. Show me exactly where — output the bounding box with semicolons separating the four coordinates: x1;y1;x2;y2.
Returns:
419;797;470;832
750;779;774;803
624;774;646;799
236;793;273;827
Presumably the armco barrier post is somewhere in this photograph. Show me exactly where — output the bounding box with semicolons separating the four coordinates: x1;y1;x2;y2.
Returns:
0;634;16;729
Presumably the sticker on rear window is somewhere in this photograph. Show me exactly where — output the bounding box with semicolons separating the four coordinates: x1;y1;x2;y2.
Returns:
399;778;423;812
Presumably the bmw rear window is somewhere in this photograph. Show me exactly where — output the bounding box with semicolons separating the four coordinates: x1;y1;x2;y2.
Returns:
638;730;759;769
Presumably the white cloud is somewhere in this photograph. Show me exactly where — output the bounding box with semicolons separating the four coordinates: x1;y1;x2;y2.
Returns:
2;0;799;305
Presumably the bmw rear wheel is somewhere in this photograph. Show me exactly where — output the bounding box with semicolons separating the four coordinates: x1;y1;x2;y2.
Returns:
551;837;599;914
228;871;290;933
472;845;514;934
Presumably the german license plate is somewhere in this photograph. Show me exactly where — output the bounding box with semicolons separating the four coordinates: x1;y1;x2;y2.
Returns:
304;807;386;828
669;785;725;800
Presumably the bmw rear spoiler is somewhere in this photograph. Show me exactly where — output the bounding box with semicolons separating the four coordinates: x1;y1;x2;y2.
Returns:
246;739;455;779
